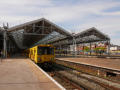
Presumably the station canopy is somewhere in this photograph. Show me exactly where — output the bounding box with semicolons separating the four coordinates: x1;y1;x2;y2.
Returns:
40;27;110;46
75;27;110;43
7;18;110;49
8;18;72;49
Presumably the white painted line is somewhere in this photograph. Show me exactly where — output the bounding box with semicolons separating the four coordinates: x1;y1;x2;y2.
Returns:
30;60;66;90
57;59;120;72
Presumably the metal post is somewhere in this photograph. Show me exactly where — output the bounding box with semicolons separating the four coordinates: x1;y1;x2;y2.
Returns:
107;40;110;56
3;30;7;58
74;37;77;57
72;36;76;57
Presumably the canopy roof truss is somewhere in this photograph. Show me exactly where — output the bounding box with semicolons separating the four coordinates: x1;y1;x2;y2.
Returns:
8;18;71;49
44;27;110;46
6;18;110;49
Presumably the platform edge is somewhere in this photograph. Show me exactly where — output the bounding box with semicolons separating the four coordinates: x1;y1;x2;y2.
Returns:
30;60;66;90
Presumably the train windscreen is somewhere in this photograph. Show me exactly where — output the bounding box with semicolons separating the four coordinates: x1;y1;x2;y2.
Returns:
38;47;54;55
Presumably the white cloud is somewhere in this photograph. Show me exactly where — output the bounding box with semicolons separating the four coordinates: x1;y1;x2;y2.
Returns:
0;0;120;45
0;0;119;23
0;0;52;6
75;17;120;33
40;1;120;22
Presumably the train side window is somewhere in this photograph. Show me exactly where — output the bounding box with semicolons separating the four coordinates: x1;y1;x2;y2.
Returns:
38;47;42;55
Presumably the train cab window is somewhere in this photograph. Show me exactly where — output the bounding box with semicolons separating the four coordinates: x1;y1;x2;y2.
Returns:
38;47;54;55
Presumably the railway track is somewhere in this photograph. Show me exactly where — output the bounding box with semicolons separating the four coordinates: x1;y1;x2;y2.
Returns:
42;65;85;90
51;72;85;90
56;59;120;84
40;63;120;90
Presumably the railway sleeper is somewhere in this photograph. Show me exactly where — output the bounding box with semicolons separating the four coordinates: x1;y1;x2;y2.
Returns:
56;59;120;83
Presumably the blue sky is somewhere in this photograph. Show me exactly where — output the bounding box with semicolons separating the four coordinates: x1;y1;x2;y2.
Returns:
0;0;120;45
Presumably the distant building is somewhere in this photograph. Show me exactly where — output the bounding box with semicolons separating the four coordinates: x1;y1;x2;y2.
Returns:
110;45;120;51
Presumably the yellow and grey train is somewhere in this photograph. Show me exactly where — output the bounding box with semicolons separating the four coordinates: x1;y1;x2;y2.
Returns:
27;45;55;66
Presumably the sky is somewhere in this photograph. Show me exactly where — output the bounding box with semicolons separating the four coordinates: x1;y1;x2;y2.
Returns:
0;0;120;45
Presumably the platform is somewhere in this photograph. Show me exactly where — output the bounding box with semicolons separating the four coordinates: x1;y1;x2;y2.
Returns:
57;57;120;71
0;58;64;90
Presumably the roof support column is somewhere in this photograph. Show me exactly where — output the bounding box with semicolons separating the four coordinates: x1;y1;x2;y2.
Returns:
3;30;7;58
107;40;110;56
72;36;76;57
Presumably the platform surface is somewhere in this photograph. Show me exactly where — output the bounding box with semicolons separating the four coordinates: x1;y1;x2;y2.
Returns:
0;59;62;90
57;57;120;71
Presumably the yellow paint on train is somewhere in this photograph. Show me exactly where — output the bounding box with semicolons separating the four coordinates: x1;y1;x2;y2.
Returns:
29;45;55;64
